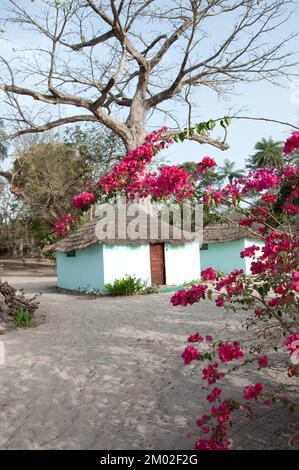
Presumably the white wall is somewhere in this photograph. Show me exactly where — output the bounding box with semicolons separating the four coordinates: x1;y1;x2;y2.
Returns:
164;242;201;285
103;243;152;285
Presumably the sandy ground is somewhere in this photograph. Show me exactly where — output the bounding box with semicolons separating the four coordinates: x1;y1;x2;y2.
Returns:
0;263;295;450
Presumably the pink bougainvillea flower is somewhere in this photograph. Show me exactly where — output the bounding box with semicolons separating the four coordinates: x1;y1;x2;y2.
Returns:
284;131;299;154
205;335;214;343
285;333;299;351
215;295;225;307
217;342;244;363
206;387;222;403
201;267;217;281
196;414;209;428
292;272;299;292
258;355;269;368
243;383;264;400
71;191;95;210
196;156;217;175
187;332;204;343
262;192;278;204
52;213;76;237
202;363;225;385
194;438;230;450
240;245;260;259
171;284;208;307
181;346;200;365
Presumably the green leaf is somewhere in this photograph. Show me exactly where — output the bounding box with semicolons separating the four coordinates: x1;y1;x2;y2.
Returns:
178;131;186;142
206;120;216;131
220;116;232;129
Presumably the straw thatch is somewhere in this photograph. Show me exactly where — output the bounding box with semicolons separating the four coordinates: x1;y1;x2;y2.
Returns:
203;223;262;244
47;210;196;253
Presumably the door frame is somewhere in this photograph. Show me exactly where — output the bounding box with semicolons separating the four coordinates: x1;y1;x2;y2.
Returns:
149;243;166;286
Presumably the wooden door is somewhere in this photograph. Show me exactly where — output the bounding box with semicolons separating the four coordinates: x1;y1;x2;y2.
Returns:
150;243;165;286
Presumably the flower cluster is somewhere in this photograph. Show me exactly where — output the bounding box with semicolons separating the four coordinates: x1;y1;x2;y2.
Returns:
97;127;170;195
201;267;217;281
217;342;244;363
126;165;193;200
240;245;260;259
169;131;298;450
258;355;269;368
284;131;299;154
181;346;200;365
196;156;217;175
52;214;76;237
188;332;204;343
194;437;230;450
71;191;95;210
243;383;264;400
202;363;225;385
170;284;208;306
285;333;299;352
207;387;222;403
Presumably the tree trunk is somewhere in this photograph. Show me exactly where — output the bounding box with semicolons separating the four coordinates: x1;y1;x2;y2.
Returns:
125;71;149;151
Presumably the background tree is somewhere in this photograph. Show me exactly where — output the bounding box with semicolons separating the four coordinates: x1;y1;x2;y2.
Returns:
218;159;244;184
0;178;32;256
179;160;224;189
0;1;297;151
10;141;89;222
64;125;125;179
246;137;284;169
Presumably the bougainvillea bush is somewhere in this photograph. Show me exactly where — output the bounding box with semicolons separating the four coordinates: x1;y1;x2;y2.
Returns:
54;124;298;450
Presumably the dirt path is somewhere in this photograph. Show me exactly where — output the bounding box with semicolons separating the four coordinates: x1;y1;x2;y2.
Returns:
0;267;293;450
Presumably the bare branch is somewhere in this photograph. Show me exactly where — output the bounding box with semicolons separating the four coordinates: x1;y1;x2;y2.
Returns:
0;0;297;151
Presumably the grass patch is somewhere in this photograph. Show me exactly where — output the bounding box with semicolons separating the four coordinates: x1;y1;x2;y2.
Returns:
14;308;32;328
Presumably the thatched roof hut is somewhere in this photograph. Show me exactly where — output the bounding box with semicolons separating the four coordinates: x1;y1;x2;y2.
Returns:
47;209;199;253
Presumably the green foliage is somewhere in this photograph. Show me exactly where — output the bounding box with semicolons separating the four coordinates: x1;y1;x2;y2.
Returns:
13;308;32;328
105;275;157;296
1;125;124;254
218;159;245;184
246;137;284;169
12;141;88;224
172;117;231;144
64;125;125;180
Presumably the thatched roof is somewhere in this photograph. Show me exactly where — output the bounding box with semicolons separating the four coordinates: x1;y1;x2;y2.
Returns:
48;210;196;253
203;215;299;244
203;223;263;244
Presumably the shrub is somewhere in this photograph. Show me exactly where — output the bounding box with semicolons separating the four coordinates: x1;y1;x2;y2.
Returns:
13;308;32;328
105;275;144;296
105;275;158;296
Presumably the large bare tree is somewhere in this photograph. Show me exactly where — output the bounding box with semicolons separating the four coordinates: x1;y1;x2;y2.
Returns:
0;0;297;152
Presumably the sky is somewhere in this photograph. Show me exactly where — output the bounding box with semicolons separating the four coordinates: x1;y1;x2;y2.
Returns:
0;0;299;171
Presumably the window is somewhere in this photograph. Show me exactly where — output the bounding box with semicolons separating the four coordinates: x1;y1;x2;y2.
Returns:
200;244;208;251
66;250;76;257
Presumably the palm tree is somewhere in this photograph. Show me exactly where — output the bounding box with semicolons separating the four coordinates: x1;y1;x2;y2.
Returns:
218;159;245;184
246;137;283;169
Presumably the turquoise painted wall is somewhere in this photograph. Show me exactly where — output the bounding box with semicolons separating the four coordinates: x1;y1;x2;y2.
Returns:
200;238;265;275
56;245;104;290
200;239;246;274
